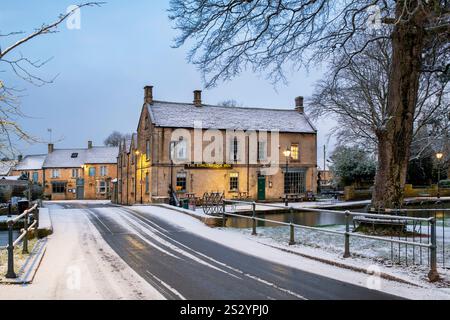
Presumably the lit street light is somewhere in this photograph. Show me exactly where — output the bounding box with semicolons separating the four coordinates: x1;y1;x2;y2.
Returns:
283;148;291;206
436;152;444;199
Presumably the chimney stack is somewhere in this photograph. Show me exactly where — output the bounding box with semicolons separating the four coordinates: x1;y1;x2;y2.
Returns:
88;141;93;149
48;143;54;153
144;85;153;104
295;96;304;113
193;90;202;107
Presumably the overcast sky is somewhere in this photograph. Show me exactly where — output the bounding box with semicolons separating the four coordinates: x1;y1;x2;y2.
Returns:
2;0;336;169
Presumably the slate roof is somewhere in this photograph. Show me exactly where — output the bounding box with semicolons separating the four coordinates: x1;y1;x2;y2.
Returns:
14;155;46;171
147;101;316;133
42;146;118;168
85;147;119;164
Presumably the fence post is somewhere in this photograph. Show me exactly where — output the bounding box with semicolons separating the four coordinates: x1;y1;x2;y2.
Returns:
252;202;257;236
343;210;351;258
5;220;17;279
289;207;295;245
222;202;226;227
428;218;440;282
22;211;29;254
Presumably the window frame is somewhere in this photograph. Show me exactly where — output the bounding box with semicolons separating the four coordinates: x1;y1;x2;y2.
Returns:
290;144;299;161
176;172;187;193
52;182;66;194
51;169;60;179
229;172;239;191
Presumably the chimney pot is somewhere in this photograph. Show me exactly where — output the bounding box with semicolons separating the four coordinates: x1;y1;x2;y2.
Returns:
18;155;23;162
193;90;202;107
48;143;54;153
88;141;93;149
144;86;153;104
295;96;304;113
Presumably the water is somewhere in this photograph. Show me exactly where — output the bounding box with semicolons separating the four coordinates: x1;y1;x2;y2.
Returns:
225;209;353;228
0;230;19;247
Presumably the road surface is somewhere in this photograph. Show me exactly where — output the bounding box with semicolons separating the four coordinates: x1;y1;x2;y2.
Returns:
58;202;401;300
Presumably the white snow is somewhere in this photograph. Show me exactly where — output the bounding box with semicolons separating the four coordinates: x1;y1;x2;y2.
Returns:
133;205;450;300
14;155;46;171
0;206;164;300
148;101;316;133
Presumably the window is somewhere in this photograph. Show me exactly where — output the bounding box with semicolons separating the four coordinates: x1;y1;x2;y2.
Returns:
284;171;306;194
131;178;135;193
97;180;108;194
176;172;187;192
100;166;107;176
258;141;267;161
229;172;239;191
32;171;39;183
89;167;96;177
118;180;122;193
173;139;187;161
52;182;66;194
229;137;240;162
72;169;79;178
146;140;150;160
51;169;60;178
290;144;299;160
71;153;78;158
145;172;149;194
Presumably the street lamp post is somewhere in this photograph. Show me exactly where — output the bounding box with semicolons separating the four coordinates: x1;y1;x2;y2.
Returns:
283;147;291;206
436;152;444;199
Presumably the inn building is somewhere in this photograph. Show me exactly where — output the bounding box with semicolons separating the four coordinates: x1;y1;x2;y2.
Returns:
116;86;317;204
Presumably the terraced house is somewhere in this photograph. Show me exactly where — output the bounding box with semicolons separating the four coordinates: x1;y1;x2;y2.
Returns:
11;142;118;200
116;86;317;205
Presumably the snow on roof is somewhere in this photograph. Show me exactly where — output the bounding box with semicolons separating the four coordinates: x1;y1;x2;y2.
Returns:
42;146;119;168
0;160;18;176
147;101;316;133
14;154;46;171
43;149;86;168
85;146;119;164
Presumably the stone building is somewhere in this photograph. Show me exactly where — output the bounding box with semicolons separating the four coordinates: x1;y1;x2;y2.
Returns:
10;155;46;183
116;86;317;204
11;142;118;200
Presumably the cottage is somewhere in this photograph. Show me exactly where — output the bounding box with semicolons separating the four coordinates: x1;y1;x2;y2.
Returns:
116;86;317;204
11;142;118;201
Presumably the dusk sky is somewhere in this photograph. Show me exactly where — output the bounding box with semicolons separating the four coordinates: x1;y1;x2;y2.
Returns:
2;0;336;168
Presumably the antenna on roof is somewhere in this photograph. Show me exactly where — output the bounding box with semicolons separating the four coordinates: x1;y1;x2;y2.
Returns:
47;128;52;143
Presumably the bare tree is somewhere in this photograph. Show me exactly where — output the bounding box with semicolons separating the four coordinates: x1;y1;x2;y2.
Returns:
0;2;103;159
310;36;449;159
104;131;131;147
169;0;450;209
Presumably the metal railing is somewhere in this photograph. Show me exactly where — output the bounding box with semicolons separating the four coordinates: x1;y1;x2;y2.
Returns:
221;200;440;282
2;204;39;279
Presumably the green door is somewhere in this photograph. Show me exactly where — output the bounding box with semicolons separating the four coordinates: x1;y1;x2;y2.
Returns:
257;176;266;200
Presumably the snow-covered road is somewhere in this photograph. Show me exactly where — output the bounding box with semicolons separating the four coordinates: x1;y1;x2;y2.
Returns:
2;201;447;300
77;203;409;299
0;203;163;300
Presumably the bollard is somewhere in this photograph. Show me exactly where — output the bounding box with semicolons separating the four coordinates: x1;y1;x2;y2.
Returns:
284;195;288;207
251;202;257;236
5;220;17;279
343;210;351;258
428;218;440;282
22;211;29;254
289;208;295;245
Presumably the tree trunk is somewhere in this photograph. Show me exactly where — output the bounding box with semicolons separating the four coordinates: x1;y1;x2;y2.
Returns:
372;5;426;209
